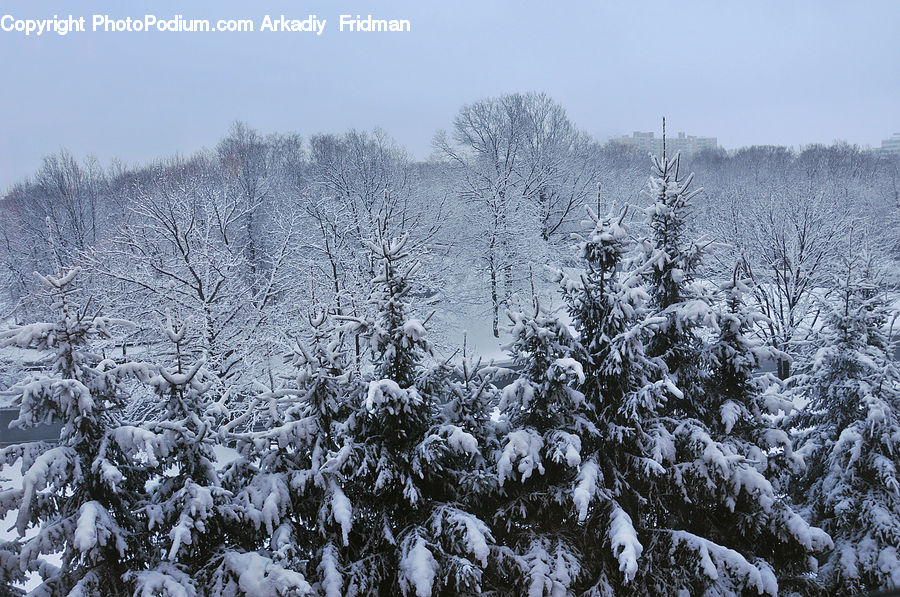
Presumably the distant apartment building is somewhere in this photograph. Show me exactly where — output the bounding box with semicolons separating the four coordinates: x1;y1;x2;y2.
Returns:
613;131;718;156
880;133;900;154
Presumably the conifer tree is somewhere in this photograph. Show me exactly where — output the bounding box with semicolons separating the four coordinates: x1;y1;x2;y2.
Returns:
325;233;494;596
558;173;831;594
634;151;711;418
427;344;501;517
223;308;355;597
705;267;802;483
626;154;832;595
0;539;24;597
491;297;600;596
791;257;900;593
554;206;669;595
695;267;829;593
0;269;154;596
134;315;254;596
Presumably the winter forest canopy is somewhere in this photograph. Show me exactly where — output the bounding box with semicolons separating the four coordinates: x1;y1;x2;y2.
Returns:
0;92;899;596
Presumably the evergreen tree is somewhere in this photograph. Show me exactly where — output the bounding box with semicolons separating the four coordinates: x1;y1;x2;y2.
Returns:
554;206;670;595
491;297;600;596
223;308;354;597
696;266;829;593
0;269;154;596
0;538;24;597
326;233;494;596
134;315;251;596
561;175;832;594
791;257;900;593
630;153;832;595
705;266;803;485
635;152;712;418
426;344;501;518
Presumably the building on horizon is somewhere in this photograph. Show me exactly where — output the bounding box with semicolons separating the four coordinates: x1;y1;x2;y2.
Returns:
880;133;900;154
612;131;719;156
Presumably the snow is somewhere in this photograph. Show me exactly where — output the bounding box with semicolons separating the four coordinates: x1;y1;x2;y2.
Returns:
133;565;197;597
550;357;585;384
0;323;56;350
523;540;579;597
112;425;161;466
669;530;778;596
781;508;833;552
461;514;490;566
156;358;206;389
431;506;492;567
608;506;642;582
73;501;101;552
877;546;900;587
43;268;80;289
221;551;312;596
500;379;535;411
399;535;438;597
402;320;427;343
497;429;545;485
213;444;241;467
548;431;582;468
16;446;77;535
330;482;352;546
719;400;741;435
573;460;600;523
444;424;478;455
664;377;684;401
366;379;421;413
318;543;343;597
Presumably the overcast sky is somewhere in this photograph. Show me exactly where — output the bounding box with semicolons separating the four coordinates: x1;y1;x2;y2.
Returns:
1;0;898;191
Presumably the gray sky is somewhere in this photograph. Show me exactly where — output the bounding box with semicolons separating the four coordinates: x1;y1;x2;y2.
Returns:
1;0;898;191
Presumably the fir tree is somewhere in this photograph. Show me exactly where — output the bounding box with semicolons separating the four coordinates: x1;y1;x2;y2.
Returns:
555;206;669;595
0;269;154;596
426;343;501;513
223;308;355;597
705;265;803;485
491;298;599;596
561;187;831;594
134;314;247;596
326;233;494;596
630;152;832;594
695;266;829;593
791;257;900;593
0;539;24;597
635;151;712;419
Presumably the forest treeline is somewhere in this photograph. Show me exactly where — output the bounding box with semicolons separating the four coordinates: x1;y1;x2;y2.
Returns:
0;93;899;596
1;93;898;378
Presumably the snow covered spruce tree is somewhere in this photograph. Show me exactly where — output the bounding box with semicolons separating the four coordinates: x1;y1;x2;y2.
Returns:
491;295;601;596
0;269;155;596
694;264;833;593
790;257;900;593
626;152;831;594
425;343;502;521
133;315;284;597
531;153;829;595
0;539;24;597
323;233;495;596
549;205;673;595
705;266;803;482
634;150;711;418
221;308;354;597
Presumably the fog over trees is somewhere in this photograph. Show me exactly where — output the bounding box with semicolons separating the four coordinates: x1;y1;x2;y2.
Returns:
1;92;899;596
